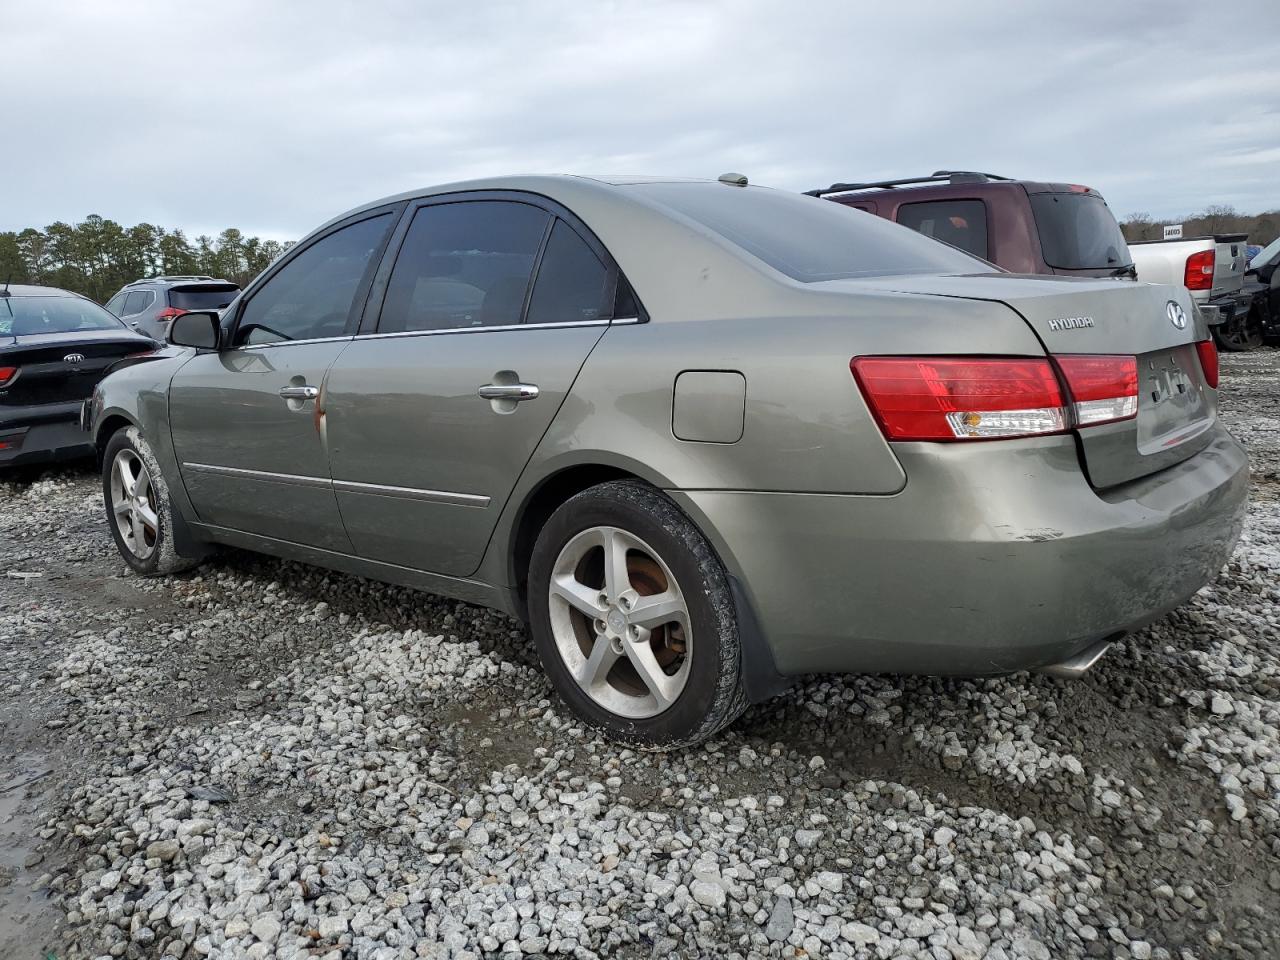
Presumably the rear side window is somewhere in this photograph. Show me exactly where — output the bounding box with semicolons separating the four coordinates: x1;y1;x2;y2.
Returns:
169;284;239;311
1029;193;1131;270
378;201;551;333
104;293;127;316
122;290;154;317
526;220;611;325
896;200;989;260
235;213;392;345
631;182;985;282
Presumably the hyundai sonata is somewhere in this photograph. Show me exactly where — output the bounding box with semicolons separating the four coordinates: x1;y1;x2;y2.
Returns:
85;176;1248;746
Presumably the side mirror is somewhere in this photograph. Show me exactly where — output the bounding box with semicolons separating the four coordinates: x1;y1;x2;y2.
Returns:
168;311;221;350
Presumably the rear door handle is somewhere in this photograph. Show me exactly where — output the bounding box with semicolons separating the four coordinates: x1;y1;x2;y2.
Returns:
477;383;539;402
279;385;320;400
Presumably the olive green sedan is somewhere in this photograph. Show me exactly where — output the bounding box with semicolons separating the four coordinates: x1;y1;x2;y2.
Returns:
86;176;1248;746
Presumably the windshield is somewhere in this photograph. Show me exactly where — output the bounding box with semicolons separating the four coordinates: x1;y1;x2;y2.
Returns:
169;285;240;310
1250;236;1280;269
628;182;988;282
1029;193;1132;270
0;295;126;337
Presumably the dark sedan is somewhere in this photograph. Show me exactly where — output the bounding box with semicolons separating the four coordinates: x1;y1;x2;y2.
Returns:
0;285;157;468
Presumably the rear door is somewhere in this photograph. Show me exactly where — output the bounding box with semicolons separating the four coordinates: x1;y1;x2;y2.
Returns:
324;193;621;576
168;209;397;550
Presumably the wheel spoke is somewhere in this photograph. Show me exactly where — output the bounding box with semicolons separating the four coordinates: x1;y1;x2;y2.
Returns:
112;499;132;517
130;510;147;546
115;457;136;497
551;574;606;617
628;591;687;630
602;527;631;601
624;642;681;710
578;636;620;689
135;501;160;532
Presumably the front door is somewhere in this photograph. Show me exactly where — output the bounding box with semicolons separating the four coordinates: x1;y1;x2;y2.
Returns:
324;197;621;576
169;210;396;550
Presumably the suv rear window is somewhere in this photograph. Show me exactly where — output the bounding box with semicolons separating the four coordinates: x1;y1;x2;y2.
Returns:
1029;193;1132;271
169;284;240;311
896;200;989;260
630;182;985;282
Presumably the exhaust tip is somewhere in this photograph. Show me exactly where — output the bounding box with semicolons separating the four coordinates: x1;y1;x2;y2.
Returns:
1035;635;1121;680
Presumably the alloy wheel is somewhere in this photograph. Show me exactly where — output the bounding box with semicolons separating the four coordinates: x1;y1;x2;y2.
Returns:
547;525;692;719
110;448;159;560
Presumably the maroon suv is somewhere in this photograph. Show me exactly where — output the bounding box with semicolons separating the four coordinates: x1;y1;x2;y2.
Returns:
808;171;1135;279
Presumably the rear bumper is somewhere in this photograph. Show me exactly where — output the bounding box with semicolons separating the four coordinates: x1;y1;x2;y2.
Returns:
1200;290;1253;326
0;404;95;467
672;424;1248;678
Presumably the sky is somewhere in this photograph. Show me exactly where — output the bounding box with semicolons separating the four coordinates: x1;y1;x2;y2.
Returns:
3;0;1278;240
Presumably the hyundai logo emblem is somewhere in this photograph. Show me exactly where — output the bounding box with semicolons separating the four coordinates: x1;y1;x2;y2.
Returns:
1166;301;1187;330
63;353;85;364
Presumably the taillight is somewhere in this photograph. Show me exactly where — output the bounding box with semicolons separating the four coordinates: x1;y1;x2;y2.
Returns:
1184;249;1214;291
1196;338;1219;389
1055;355;1138;426
156;307;186;321
850;357;1068;441
0;366;17;387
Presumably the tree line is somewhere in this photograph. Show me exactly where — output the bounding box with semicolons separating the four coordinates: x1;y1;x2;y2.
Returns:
1120;205;1278;246
0;215;294;304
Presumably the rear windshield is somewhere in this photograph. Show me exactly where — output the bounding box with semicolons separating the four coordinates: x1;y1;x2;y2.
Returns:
629;182;987;282
0;296;126;337
169;284;240;310
1029;193;1132;270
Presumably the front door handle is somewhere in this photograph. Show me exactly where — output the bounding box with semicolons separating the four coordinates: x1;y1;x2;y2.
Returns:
477;383;539;402
279;385;320;400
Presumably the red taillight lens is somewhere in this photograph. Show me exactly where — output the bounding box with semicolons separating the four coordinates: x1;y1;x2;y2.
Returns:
850;357;1068;441
1196;338;1219;389
1055;355;1138;426
1184;249;1214;291
0;366;17;387
156;307;186;320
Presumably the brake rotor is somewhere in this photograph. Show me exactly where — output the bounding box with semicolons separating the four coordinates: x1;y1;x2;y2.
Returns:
627;554;687;668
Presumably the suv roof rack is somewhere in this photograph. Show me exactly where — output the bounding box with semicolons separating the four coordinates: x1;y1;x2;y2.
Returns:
804;170;1013;197
127;275;221;285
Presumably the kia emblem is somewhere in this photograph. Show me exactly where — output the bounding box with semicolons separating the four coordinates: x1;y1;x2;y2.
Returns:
64;353;85;364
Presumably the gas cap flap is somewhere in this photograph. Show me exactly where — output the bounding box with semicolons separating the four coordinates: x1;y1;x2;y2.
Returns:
673;370;746;444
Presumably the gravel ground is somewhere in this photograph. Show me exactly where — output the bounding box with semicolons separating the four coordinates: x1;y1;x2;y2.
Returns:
1;349;1277;960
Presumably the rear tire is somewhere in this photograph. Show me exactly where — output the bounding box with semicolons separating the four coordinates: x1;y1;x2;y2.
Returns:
527;480;748;748
1213;308;1265;352
102;427;201;577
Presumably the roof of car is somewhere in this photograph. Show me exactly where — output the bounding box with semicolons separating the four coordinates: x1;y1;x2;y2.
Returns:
0;284;86;299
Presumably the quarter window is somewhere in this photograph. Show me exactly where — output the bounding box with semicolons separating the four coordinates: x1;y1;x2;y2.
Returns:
379;201;551;334
526;220;611;325
104;293;127;317
896;200;989;260
234;213;392;346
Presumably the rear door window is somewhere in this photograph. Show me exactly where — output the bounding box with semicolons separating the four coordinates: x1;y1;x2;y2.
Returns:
121;290;154;317
896;200;989;259
525;220;611;325
377;200;551;333
1029;193;1131;270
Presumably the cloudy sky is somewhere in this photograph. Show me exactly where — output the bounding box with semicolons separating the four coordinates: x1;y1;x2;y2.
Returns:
4;0;1277;239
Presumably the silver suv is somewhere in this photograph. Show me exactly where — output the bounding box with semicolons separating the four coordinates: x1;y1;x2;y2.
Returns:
104;276;240;340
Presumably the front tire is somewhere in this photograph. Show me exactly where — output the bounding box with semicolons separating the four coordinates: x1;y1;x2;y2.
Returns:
527;480;748;748
102;427;201;577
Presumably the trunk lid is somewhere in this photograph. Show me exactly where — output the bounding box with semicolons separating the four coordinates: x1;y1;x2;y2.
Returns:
846;273;1215;488
0;330;157;407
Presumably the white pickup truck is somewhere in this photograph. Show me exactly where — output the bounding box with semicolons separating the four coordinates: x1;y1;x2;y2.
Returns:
1128;233;1256;350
